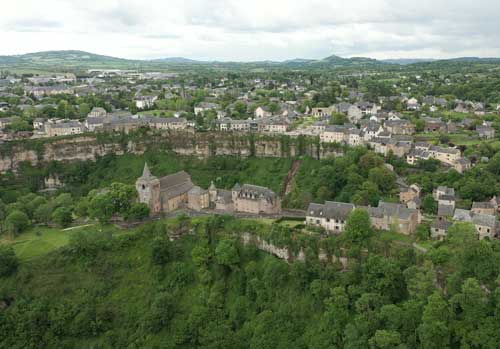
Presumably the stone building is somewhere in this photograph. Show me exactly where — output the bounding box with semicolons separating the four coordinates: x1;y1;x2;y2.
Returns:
136;164;281;215
232;184;282;214
136;164;194;214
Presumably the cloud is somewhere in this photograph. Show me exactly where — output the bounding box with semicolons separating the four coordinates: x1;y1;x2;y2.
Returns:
0;0;499;60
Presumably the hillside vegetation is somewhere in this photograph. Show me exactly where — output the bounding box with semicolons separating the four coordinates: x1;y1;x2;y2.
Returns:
1;215;500;348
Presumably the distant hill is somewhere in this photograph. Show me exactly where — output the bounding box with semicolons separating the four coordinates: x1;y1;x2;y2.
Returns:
382;58;437;65
0;50;499;71
152;57;204;64
0;50;128;64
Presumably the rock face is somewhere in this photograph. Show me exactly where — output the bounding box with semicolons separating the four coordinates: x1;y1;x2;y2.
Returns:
0;132;342;173
241;232;348;267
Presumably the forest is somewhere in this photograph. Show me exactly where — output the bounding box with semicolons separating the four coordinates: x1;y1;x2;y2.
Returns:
1;213;500;348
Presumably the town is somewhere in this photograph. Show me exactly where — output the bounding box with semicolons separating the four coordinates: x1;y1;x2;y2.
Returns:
1;50;500;348
1;63;498;244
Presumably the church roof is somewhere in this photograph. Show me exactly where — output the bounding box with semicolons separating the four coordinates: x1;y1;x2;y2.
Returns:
159;171;194;199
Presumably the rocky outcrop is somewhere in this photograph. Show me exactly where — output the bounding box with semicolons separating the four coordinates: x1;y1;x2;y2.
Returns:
241;232;348;267
0;131;342;173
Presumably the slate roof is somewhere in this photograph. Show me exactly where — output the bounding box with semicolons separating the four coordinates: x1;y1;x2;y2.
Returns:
453;209;472;222
235;184;278;201
307;201;355;220
472;214;497;228
438;204;455;217
158;171;194;199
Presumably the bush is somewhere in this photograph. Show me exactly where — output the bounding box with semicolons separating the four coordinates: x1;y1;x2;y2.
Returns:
151;237;172;265
52;207;73;228
0;246;19;277
125;202;150;221
3;210;30;236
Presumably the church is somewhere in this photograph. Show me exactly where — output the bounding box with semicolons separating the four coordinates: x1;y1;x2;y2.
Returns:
136;163;282;215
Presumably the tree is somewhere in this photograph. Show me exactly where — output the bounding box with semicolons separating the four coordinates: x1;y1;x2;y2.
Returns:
415;223;430;241
109;183;136;214
418;292;450;349
368;167;396;193
331;113;349;125
51;207;73;228
0;246;19;277
369;330;405;349
125;203;150;221
344;209;373;246
421;195;437;215
88;194;114;224
151;237;171;265
34;203;54;224
215;239;239;269
3;210;29;236
352;181;380;206
142;292;175;333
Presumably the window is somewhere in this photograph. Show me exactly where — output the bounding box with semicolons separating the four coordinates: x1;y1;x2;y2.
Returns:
142;184;146;190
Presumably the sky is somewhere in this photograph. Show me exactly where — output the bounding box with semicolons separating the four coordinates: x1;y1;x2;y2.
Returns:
1;0;499;61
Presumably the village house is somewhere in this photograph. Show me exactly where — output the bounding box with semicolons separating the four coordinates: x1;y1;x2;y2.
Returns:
24;85;75;99
357;102;378;116
473;214;497;239
311;107;334;118
254;106;273;119
476;125;495;139
347;105;363;123
311;120;329;133
320;125;347;144
0;117;14;130
400;184;421;205
422;117;446;132
306;200;421;235
135;95;158;109
232;184;282;215
102;116;146;134
194;102;220;116
257;117;291;134
471;201;497;216
366;201;421;235
148;117;188;130
88;107;107;118
384;119;415;135
362;122;384;141
431;218;453;240
406;98;420;111
45;121;84;137
306;201;355;234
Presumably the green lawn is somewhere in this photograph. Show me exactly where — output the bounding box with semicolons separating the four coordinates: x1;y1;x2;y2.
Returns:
0;227;72;261
0;224;118;261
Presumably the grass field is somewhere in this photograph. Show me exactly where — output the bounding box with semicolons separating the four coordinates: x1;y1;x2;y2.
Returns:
0;224;120;261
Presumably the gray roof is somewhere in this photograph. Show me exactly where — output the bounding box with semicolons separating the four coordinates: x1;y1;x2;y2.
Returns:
453;209;472;222
158;171;194;199
372;201;418;220
438;204;455;217
307;201;355;220
472;214;497;228
431;218;453;231
235;184;278;201
472;201;495;210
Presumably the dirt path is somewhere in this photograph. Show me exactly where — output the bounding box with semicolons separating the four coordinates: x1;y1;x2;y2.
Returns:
282;160;302;196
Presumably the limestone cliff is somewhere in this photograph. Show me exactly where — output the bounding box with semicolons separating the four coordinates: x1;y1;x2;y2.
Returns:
0;131;342;173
